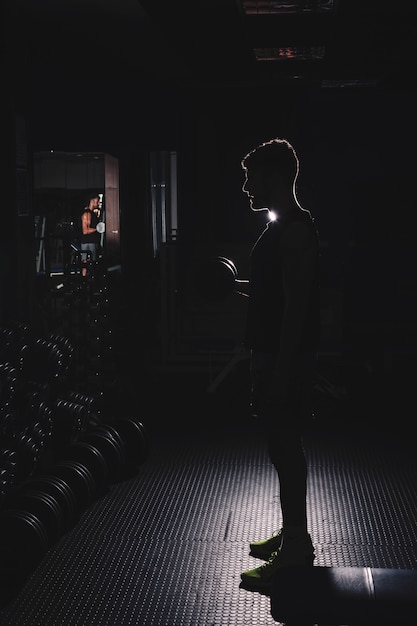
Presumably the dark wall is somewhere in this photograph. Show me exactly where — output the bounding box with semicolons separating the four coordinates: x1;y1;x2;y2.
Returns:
3;2;417;352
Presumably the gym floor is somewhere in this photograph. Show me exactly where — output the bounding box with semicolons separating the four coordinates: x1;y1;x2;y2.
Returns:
0;356;416;626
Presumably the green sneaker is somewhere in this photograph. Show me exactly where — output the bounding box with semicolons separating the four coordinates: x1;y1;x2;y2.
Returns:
249;529;283;559
241;537;315;593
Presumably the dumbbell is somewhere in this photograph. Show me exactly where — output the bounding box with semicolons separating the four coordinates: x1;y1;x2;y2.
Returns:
195;256;248;301
0;507;49;602
81;424;126;483
17;472;77;533
109;417;149;480
60;440;110;499
47;460;96;514
8;487;66;548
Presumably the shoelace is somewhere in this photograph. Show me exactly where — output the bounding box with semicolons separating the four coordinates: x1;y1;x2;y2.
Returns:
259;551;279;570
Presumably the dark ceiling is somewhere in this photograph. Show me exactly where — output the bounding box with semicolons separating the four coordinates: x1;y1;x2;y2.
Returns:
6;0;417;93
139;0;417;91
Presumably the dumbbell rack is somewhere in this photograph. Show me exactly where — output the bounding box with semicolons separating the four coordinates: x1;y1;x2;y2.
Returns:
0;258;149;608
61;262;112;398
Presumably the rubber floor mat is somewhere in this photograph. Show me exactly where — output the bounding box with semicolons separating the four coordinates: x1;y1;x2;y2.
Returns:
0;421;416;626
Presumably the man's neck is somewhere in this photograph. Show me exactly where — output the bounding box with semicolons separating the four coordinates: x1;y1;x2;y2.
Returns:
271;197;301;220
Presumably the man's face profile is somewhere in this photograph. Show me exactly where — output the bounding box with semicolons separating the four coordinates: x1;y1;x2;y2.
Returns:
242;169;271;212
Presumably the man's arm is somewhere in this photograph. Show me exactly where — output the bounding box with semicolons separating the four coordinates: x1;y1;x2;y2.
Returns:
81;210;96;235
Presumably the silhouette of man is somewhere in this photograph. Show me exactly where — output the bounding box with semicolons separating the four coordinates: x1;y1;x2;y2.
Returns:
239;138;320;592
